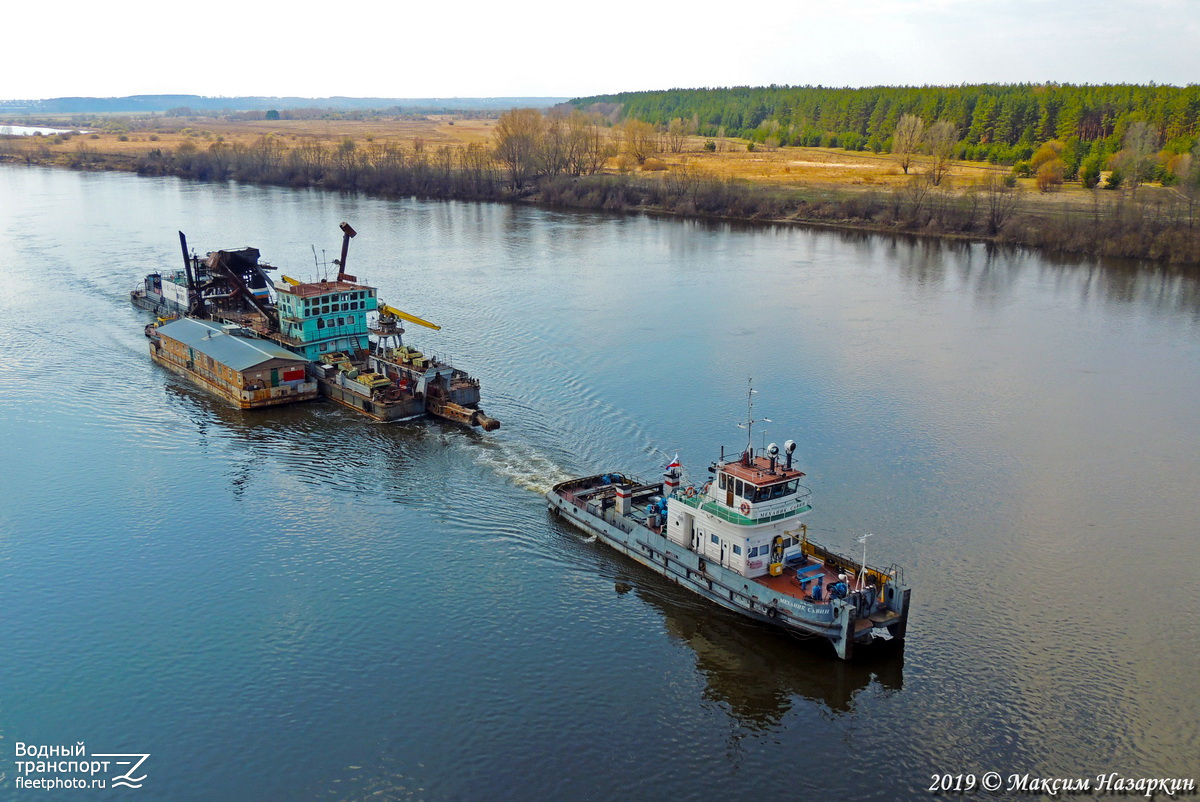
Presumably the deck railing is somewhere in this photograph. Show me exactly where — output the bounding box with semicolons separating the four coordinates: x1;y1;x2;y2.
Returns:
674;493;811;525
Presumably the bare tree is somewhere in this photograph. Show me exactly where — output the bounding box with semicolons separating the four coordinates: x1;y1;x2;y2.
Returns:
459;142;498;193
982;173;1021;234
899;174;932;223
621;119;658;165
665;118;688;154
1115;120;1160;198
493;108;545;188
539;114;569;178
565;111;613;175
925;120;957;186
251;134;286;172
892;114;926;175
1172;143;1200;228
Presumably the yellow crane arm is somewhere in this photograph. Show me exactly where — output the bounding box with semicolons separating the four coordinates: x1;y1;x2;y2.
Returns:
281;274;301;286
380;303;441;331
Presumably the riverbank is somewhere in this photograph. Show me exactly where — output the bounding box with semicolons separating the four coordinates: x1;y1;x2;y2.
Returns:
3;116;1197;265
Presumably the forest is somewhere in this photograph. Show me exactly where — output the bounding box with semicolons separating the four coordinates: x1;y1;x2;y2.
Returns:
573;84;1200;180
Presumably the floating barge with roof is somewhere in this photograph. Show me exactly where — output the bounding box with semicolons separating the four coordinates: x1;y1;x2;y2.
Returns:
142;224;498;429
547;389;910;660
148;317;318;408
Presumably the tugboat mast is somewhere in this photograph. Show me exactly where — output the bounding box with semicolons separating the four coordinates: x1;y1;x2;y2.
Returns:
737;378;771;460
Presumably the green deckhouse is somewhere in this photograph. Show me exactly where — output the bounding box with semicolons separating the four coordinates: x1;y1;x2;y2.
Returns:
274;279;378;360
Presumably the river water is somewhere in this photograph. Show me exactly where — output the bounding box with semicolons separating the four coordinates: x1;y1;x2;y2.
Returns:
0;165;1197;800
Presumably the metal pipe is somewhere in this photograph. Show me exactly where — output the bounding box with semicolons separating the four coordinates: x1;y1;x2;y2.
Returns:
337;222;357;282
179;231;204;316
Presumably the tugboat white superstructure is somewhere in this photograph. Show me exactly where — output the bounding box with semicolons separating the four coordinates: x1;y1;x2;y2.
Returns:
546;389;911;659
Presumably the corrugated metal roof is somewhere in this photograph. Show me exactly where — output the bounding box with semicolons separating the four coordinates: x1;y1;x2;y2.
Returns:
157;318;308;372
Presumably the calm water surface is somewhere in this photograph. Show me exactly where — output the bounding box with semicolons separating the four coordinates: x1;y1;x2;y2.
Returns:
1;165;1197;800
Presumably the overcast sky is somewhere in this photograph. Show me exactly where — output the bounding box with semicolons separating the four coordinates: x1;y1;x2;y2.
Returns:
6;0;1197;99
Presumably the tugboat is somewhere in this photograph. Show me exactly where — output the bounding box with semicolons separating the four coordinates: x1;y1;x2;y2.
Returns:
131;269;199;317
140;223;499;430
546;385;910;660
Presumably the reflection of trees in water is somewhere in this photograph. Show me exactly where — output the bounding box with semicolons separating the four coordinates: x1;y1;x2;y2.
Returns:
594;215;1200;321
863;234;1200;320
621;577;903;731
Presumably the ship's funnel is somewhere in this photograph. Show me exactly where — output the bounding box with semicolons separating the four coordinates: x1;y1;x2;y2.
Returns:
615;482;631;516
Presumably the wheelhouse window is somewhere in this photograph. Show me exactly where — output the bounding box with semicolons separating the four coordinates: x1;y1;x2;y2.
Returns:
718;474;727;490
751;480;800;501
732;545;742;556
710;534;719;545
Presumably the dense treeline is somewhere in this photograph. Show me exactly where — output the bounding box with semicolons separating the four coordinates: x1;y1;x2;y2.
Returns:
573;84;1200;168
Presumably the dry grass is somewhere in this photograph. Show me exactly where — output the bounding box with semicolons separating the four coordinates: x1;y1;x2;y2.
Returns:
659;137;1181;216
66;116;494;154
7;114;1179;215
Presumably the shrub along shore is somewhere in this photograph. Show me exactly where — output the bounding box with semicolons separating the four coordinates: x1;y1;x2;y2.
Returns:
4;134;1199;266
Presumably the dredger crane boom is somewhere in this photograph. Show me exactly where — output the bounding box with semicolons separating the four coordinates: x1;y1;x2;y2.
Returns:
379;303;441;331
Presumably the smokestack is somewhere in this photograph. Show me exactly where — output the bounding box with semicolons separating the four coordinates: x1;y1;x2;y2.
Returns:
615;483;631;516
663;468;680;497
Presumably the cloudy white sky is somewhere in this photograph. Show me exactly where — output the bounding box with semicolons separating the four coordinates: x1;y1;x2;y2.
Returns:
6;0;1197;99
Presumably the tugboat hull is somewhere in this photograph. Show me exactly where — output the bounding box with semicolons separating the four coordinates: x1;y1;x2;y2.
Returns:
547;473;910;660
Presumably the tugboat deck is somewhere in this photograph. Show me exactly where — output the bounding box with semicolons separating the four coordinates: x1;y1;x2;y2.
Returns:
752;564;843;605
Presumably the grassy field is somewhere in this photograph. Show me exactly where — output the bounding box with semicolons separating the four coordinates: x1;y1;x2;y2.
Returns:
6;113;1163;207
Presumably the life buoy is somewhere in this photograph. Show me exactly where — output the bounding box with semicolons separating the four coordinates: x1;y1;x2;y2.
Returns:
739;502;750;515
702;481;711;493
685;486;696;498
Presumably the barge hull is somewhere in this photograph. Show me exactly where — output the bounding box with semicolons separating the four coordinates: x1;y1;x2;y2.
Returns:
315;374;425;422
150;350;318;409
131;292;186;317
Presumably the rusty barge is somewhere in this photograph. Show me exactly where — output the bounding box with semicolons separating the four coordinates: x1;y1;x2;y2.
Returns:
144;223;498;429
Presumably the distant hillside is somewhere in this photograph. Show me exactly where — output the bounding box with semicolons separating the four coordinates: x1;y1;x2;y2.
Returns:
0;95;570;114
